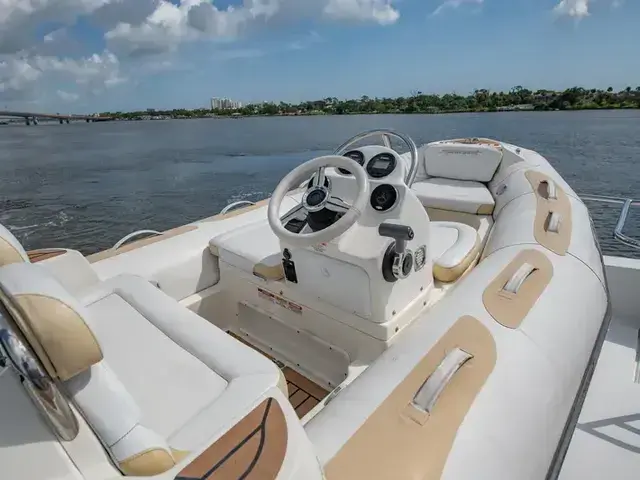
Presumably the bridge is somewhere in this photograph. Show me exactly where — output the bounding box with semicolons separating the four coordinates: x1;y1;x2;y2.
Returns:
0;110;113;125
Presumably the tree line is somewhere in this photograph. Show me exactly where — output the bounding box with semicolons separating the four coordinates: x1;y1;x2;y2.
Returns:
101;86;640;119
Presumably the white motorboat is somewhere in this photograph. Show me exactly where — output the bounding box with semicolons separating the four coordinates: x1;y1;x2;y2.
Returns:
0;130;638;479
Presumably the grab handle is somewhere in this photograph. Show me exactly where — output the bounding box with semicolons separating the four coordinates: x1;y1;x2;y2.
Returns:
412;348;473;416
541;180;558;200
545;212;562;234
502;263;537;294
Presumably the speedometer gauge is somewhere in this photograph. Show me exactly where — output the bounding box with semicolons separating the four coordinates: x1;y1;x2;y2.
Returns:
338;150;365;175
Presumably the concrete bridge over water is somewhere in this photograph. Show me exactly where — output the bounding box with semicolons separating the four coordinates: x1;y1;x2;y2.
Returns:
0;110;113;125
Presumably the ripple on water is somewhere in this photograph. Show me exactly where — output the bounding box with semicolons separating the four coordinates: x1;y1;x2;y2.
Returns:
1;112;639;257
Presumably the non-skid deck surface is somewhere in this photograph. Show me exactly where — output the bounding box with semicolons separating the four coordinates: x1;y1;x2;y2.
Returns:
228;332;329;418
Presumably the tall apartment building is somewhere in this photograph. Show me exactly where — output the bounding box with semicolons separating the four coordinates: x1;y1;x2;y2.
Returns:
211;97;243;110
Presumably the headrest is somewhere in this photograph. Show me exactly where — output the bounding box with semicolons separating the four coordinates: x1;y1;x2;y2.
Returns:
425;140;503;182
0;263;103;381
0;224;29;266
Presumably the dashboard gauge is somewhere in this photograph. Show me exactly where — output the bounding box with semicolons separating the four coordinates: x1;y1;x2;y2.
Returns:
366;153;397;179
370;184;398;212
338;150;365;175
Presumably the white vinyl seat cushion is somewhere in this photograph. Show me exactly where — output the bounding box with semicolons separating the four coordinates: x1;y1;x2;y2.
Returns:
209;220;284;281
431;221;481;282
0;262;285;477
412;178;495;215
78;273;284;448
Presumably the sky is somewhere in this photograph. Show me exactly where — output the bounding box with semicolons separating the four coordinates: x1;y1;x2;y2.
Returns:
0;0;638;113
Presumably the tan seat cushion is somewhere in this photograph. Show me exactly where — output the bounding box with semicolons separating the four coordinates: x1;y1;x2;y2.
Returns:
0;224;29;266
431;222;481;282
0;263;102;380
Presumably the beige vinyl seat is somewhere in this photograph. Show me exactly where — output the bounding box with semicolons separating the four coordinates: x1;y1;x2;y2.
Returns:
412;140;502;215
209;220;284;281
0;224;31;265
0;261;292;477
431;221;481;283
412;177;495;215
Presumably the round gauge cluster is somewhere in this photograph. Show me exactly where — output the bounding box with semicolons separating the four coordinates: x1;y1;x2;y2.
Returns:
370;184;398;212
366;153;397;179
338;150;365;175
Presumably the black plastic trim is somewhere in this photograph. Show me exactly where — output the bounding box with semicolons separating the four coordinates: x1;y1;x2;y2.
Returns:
338;150;365;175
366;153;397;179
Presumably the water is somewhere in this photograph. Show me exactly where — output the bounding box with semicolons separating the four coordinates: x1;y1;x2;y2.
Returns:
1;111;640;257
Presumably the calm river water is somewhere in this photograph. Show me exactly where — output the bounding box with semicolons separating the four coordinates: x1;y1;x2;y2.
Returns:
1;111;639;257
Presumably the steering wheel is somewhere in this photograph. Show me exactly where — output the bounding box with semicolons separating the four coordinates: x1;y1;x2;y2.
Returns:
334;129;419;186
268;155;369;248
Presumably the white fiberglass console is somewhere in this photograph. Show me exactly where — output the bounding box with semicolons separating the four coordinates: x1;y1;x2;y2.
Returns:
267;131;433;338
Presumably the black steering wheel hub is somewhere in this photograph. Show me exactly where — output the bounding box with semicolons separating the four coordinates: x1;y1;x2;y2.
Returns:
302;186;329;212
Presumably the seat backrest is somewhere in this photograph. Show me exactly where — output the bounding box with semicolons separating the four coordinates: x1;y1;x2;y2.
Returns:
424;140;503;182
0;224;29;266
0;262;182;477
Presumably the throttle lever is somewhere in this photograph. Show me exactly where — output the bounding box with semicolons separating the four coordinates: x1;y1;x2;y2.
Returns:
379;223;415;282
378;223;414;253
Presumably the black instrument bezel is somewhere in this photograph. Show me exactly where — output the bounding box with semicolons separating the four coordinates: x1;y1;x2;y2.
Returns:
338;150;366;175
370;184;399;213
366;153;397;179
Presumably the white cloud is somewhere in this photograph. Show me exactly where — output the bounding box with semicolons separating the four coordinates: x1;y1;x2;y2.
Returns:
0;56;41;94
106;0;399;57
33;51;125;87
1;0;402;105
323;0;399;24
0;0;112;54
57;90;79;101
105;1;191;57
553;0;626;19
89;0;160;30
105;0;281;57
431;0;483;16
553;0;590;18
1;51;125;104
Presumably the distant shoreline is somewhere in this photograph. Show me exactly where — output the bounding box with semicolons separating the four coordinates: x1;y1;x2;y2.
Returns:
3;106;637;126
102;106;640;122
100;86;640;120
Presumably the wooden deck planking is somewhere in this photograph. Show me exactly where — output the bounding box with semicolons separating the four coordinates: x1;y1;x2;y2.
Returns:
228;331;329;418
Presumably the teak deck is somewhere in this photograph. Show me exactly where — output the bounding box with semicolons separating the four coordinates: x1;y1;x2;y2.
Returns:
228;331;329;418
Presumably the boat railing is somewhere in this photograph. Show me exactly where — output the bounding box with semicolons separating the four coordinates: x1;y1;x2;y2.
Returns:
219;200;255;215
112;229;162;250
580;193;640;250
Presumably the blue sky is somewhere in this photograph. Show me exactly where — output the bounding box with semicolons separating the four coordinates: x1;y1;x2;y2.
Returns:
1;0;638;112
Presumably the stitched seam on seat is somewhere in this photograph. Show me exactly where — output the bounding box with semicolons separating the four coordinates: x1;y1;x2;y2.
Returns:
110;423;138;448
165;378;275;443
